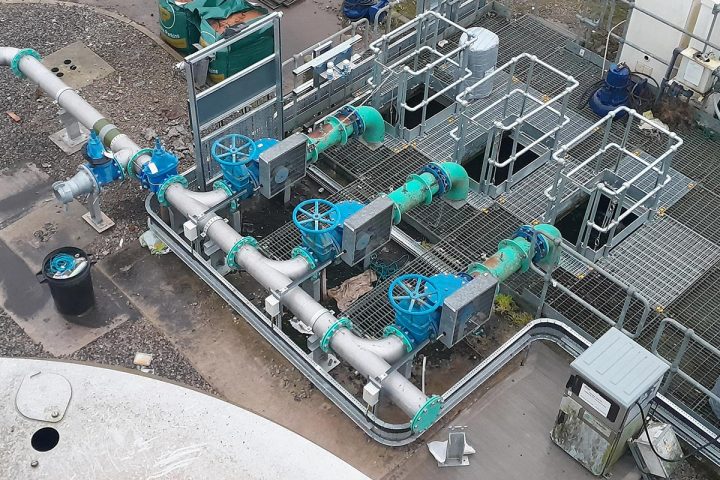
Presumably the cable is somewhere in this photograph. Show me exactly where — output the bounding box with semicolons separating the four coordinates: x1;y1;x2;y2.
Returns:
577;79;605;109
636;400;719;463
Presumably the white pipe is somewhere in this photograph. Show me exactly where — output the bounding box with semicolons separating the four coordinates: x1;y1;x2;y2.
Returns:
165;183;425;418
1;46;153;203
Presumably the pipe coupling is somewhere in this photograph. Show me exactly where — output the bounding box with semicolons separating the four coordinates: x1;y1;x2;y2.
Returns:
52;166;97;204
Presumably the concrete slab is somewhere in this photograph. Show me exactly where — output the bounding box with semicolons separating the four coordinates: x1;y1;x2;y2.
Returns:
0;201;137;355
0;201;97;273
42;41;115;90
100;242;411;478
0;164;53;229
0;238;138;355
388;343;642;480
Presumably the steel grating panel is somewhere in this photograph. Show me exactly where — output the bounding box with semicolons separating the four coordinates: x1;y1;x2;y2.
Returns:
668;184;720;240
597;216;720;308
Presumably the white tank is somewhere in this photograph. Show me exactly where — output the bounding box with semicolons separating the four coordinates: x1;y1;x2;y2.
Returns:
460;27;500;100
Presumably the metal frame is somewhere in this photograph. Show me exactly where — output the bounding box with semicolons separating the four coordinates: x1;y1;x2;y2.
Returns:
544;106;683;261
368;11;474;140
184;13;284;191
451;53;578;197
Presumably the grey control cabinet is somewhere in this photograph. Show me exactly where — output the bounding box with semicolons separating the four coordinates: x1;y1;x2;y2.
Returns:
258;133;308;199
551;328;669;476
438;274;498;348
341;197;394;266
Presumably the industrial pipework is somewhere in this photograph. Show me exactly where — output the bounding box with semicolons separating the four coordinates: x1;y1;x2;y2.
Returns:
0;48;175;206
161;160;470;433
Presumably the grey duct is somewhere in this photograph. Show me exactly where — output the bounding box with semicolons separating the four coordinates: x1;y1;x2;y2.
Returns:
164;183;419;414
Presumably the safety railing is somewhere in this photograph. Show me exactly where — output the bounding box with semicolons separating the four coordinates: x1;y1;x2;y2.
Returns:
451;53;578;196
544;106;683;261
651;318;720;432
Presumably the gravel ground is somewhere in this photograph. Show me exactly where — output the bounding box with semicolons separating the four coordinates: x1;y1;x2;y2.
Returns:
0;3;192;259
0;309;215;393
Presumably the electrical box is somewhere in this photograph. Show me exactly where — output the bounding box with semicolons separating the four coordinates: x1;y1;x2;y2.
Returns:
341;196;394;266
363;382;380;406
675;47;720;95
438;274;498;348
183;219;198;241
551;328;669;476
258;133;308;199
265;295;281;317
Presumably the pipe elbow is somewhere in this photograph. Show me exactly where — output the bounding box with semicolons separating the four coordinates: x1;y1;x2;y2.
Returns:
355;106;385;144
439;162;470;201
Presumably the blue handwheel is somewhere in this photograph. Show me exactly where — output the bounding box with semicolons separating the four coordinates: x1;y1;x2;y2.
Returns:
388;274;441;315
293;199;340;234
211;134;257;166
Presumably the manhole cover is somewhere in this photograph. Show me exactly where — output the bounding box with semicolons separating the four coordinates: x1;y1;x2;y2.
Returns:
42;42;115;90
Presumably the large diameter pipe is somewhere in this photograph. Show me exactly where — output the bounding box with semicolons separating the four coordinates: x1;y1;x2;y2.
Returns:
305;105;386;162
387;162;470;224
165;183;426;422
1;47;152;203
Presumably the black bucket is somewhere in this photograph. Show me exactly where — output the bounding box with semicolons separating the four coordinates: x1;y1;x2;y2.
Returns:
38;247;96;317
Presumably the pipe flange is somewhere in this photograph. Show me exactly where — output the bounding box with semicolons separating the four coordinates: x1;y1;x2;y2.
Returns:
11;49;41;78
420;162;451;196
225;237;258;270
201;215;227;238
383;325;413;353
291;246;317;270
411;394;443;433
157;175;188;207
127;148;153;179
338;105;364;137
513;225;549;263
213;179;237;211
320;317;352;353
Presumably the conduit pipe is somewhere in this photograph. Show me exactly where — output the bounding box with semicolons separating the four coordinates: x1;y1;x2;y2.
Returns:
0;47;153;203
164;183;429;423
163;162;471;429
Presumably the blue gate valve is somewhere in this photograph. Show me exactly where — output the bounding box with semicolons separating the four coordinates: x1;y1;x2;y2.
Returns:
139;138;179;192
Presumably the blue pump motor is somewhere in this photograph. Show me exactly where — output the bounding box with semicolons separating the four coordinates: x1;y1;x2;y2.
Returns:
211;134;278;200
388;273;468;346
292;198;363;263
589;63;630;117
342;0;389;22
84;131;123;187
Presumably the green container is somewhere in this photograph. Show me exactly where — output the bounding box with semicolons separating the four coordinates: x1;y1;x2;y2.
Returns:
158;0;200;54
198;7;274;84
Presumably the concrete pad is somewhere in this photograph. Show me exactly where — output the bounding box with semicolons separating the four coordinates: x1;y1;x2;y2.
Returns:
0;238;138;355
0;201;137;355
390;343;641;480
0;164;53;229
42;41;115;90
0;201;98;273
101;242;410;478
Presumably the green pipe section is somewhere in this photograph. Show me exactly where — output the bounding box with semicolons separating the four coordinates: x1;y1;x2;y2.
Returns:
387;162;470;224
441;161;470;201
388;171;439;224
467;224;562;282
305;105;386;162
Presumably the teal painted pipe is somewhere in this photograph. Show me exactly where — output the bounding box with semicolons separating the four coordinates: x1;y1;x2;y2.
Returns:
387;162;470;224
441;161;470;201
467;224;562;282
388;171;439;224
467;237;532;282
305;105;386;162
